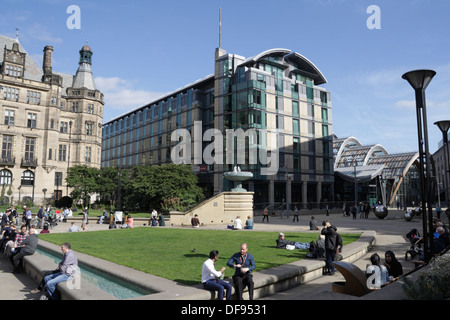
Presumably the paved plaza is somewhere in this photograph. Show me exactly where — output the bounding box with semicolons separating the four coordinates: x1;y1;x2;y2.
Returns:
0;209;445;300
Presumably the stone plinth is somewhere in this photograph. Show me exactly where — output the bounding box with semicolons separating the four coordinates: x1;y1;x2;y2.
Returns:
169;192;254;227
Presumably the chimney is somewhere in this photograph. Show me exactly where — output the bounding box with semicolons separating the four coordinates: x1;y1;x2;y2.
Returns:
43;45;53;75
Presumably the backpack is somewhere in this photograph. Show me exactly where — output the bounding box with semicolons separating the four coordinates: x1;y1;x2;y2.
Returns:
306;241;318;258
336;233;343;252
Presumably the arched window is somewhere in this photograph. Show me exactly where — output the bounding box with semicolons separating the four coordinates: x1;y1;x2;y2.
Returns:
21;170;34;186
0;169;12;185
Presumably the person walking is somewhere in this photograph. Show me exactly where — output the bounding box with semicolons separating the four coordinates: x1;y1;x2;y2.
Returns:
364;202;370;219
25;207;32;229
262;207;269;223
436;204;442;220
351;205;357;220
292;206;299;222
37;206;45;229
344;203;350;217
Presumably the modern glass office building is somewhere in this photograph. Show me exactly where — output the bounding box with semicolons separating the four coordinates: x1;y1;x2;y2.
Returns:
102;47;334;209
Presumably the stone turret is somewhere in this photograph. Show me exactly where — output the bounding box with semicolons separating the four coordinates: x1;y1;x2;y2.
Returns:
72;42;96;90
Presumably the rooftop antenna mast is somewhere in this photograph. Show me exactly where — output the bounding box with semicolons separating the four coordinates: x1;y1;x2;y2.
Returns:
219;7;222;48
15;28;19;42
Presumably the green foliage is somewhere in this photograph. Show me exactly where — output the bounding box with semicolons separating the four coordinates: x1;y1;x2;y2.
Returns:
97;167;120;202
56;196;73;209
402;253;450;299
160;197;184;213
123;164;205;212
66;164;204;213
66;165;100;206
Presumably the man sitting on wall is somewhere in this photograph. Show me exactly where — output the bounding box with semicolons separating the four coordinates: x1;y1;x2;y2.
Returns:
11;225;38;273
32;242;79;300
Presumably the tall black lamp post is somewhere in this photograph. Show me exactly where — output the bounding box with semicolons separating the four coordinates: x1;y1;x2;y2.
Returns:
402;69;436;262
434;120;450;208
66;121;72;196
117;168;122;211
353;161;357;208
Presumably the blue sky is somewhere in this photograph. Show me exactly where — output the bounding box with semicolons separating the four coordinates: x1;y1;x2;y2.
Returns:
1;0;449;153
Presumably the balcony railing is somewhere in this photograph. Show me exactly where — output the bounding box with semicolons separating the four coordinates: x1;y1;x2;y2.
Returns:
21;157;38;168
0;157;15;166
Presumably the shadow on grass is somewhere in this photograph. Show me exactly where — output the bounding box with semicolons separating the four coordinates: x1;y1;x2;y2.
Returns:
183;253;208;258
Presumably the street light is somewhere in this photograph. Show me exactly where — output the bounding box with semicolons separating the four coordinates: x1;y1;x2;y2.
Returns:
66;121;73;196
434;120;450;208
402;69;436;262
117;168;122;211
354;161;357;209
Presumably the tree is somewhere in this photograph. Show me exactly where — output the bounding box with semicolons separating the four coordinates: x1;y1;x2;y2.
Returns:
97;167;121;207
66;165;100;207
123;164;204;212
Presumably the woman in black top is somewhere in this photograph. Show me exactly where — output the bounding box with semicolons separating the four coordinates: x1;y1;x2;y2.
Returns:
384;250;403;278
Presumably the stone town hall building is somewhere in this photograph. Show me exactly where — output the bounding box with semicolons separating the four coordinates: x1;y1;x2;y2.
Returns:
0;35;104;205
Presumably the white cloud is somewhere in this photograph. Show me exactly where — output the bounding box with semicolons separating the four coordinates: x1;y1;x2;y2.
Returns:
27;23;63;44
348;67;407;88
394;99;415;108
364;69;405;86
95;77;166;120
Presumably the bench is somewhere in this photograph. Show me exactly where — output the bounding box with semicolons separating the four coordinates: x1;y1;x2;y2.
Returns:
331;261;373;297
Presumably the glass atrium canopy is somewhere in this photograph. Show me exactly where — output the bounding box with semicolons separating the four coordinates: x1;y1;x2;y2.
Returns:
333;135;421;205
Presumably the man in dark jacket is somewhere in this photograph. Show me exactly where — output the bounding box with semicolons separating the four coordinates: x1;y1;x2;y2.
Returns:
1;210;11;227
11;226;38;273
227;243;256;300
276;233;310;250
276;233;296;248
321;220;337;275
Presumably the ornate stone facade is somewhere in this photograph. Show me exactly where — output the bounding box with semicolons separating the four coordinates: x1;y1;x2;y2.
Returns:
0;35;104;205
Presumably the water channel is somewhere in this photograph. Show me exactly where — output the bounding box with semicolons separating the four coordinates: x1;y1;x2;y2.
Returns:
37;247;156;299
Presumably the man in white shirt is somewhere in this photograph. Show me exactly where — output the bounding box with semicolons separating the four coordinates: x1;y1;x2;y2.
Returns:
201;250;232;300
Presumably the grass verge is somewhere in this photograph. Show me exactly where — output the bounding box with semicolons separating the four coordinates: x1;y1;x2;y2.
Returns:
38;228;360;285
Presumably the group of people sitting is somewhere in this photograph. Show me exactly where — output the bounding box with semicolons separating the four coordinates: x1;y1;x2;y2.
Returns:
191;214;254;230
0;224;38;273
365;251;404;288
201;243;256;300
1;218;80;300
432;219;450;255
227;216;254;230
150;209;165;227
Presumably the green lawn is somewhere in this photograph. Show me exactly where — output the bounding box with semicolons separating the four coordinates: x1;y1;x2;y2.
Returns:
38;228;360;285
